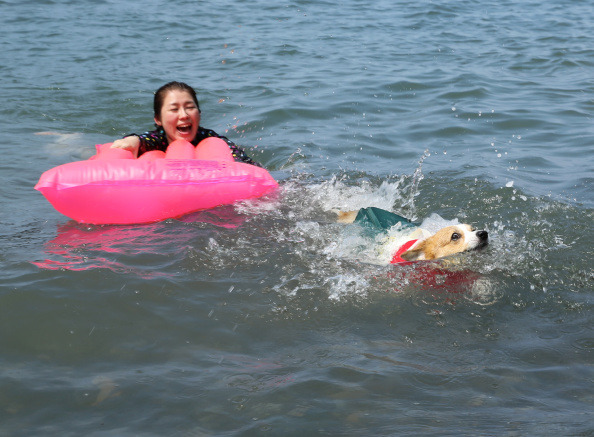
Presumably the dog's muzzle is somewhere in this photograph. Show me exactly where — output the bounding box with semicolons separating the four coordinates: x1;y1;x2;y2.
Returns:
476;230;489;248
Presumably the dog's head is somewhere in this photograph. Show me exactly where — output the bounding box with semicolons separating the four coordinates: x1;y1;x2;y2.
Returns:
400;225;488;261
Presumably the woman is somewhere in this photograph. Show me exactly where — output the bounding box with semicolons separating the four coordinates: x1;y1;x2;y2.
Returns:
111;81;260;166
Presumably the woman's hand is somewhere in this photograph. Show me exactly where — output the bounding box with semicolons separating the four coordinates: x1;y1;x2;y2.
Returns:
111;136;140;158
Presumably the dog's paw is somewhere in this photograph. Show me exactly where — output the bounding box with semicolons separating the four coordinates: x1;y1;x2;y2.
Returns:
335;210;358;223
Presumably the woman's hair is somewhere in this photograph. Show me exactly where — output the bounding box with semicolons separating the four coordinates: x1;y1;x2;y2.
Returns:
153;81;200;119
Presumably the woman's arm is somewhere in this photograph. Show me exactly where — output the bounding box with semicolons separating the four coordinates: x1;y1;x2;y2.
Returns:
111;136;141;158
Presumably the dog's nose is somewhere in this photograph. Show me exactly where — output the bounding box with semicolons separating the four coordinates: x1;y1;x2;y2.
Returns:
477;230;488;240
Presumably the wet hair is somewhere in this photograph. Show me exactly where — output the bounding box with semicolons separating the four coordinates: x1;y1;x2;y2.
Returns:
153;81;201;120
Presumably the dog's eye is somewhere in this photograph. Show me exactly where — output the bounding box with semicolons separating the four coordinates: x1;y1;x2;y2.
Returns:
470;226;476;232
451;233;461;241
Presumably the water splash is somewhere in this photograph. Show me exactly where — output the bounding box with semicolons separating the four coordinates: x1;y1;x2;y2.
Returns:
401;149;430;216
262;167;591;309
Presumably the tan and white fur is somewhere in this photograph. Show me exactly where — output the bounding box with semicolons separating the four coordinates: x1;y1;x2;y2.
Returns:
398;224;488;261
337;211;488;262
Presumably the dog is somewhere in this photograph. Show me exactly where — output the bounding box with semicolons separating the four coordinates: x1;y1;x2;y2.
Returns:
395;224;489;262
336;208;488;264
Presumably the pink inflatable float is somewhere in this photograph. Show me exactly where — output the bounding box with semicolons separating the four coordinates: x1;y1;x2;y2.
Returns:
35;139;278;224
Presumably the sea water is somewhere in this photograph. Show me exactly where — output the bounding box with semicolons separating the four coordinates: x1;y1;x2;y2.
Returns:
1;0;592;435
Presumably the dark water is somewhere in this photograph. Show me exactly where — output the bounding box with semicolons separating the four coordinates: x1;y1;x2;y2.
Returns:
1;0;592;435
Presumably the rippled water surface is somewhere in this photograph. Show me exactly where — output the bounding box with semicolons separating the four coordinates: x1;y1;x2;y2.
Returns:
1;0;592;435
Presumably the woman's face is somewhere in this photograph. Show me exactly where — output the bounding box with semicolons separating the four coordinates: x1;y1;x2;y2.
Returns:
155;89;200;143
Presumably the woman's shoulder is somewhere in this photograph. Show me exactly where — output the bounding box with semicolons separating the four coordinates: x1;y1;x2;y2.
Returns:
196;126;225;140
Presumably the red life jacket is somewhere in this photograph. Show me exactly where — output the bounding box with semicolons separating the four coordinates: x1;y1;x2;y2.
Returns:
390;239;418;264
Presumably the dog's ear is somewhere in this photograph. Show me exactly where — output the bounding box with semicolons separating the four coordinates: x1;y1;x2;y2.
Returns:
400;247;425;261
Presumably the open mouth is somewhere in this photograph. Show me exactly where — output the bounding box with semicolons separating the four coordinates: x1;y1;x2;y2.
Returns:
177;124;192;135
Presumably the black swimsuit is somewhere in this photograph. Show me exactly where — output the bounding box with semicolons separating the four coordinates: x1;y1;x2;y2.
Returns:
127;127;261;166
